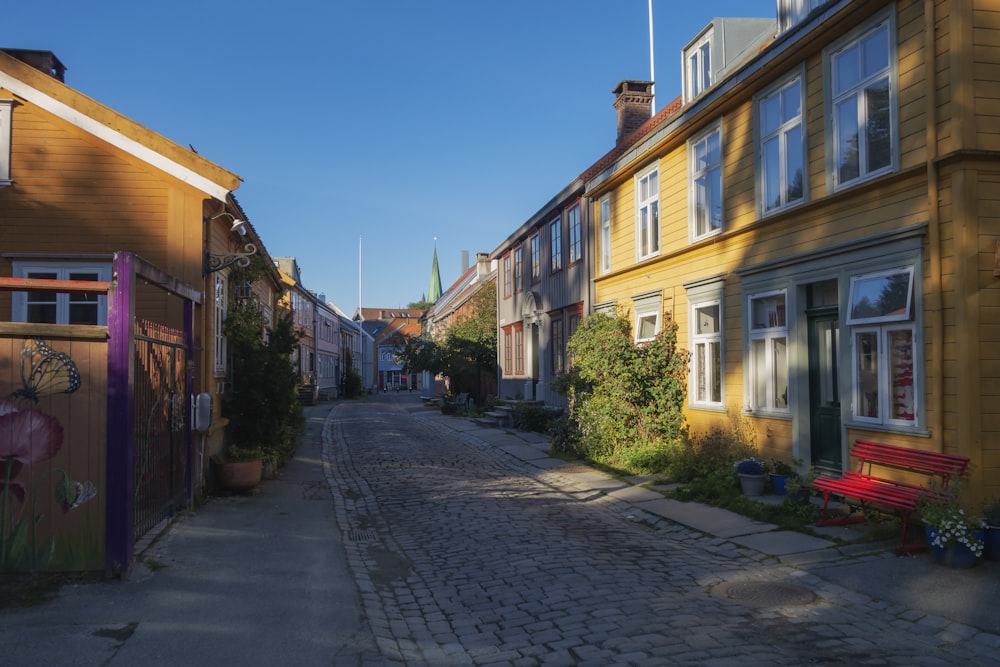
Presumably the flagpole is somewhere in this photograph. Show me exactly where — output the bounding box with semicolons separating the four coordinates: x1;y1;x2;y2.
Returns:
648;0;656;114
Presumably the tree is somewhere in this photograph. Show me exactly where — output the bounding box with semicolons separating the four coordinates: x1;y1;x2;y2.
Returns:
397;284;497;400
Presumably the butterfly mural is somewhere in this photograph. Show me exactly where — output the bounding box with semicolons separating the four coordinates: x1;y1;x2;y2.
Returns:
12;337;82;403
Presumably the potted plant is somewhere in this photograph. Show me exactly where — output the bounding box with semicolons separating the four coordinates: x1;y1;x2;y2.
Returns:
982;497;1000;561
217;274;303;493
769;459;795;496
918;486;984;568
733;457;767;496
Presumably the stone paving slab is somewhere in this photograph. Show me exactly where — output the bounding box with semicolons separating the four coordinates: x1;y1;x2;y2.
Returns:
728;530;835;556
558;470;628;491
635;498;778;538
608;486;667;504
494;442;553;461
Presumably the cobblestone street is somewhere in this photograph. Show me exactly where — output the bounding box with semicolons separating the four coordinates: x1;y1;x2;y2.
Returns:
325;395;994;666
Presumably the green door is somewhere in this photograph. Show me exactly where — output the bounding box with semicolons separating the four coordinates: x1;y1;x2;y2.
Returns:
808;308;842;470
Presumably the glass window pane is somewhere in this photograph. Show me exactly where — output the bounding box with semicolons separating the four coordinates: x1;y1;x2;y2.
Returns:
709;341;721;402
856;331;879;418
889;329;915;421
27;303;58;323
781;81;801;123
866;79;891;172
649;201;659;253
750;294;786;330
763;137;780;210
696;305;719;334
836;97;860;183
709;167;722;231
638;314;657;340
862;24;889;78
773;337;788;408
751;338;766;408
785;126;804;202
695;343;706;401
848;269;912;322
762;94;780;135
833;43;860;95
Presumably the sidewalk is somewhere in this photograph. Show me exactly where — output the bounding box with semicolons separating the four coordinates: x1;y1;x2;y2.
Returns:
0;403;382;667
406;395;1000;638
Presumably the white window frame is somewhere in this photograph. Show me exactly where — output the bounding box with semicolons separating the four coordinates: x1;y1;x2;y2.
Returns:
847;264;918;428
690;299;723;407
549;216;563;273
632;291;662;344
825;11;897;192
599;195;612;275
683;28;713;103
635;164;660;261
689;123;724;241
747;290;789;413
568;203;582;264
757;71;806;216
851;322;918;427
214;273;228;375
0;99;13;187
530;233;540;283
11;261;110;325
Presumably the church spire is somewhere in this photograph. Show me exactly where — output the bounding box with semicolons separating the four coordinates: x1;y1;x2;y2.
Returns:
428;239;442;303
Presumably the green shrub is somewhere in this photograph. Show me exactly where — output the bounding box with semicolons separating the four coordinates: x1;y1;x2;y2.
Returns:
512;404;560;433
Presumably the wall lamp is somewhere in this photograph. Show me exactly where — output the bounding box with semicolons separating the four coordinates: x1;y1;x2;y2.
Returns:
204;211;258;274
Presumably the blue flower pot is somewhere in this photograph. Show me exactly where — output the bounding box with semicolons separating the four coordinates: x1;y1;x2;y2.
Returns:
984;526;1000;562
925;526;982;569
770;474;789;496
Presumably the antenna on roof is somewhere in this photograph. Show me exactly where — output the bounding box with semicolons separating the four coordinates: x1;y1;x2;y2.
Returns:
648;0;656;114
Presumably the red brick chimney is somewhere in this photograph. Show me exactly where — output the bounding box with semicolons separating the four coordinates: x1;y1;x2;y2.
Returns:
613;80;653;144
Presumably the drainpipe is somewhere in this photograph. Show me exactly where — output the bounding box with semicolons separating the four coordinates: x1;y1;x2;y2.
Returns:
924;0;944;450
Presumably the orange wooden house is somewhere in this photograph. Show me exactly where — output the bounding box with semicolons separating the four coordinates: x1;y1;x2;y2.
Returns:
0;49;281;574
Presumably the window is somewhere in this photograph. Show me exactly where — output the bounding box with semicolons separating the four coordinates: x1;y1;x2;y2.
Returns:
530;234;540;283
778;0;829;33
503;254;512;298
748;291;788;411
503;329;513;375
827;13;895;190
632;291;662;344
758;75;805;214
549;217;562;273
568;204;581;264
691;301;722;406
513;246;523;294
599;195;612;275
215;273;228;374
636;166;659;260
567;306;582;368
0;99;13;187
684;29;713;102
12;262;110;325
551;317;564;375
848;266;916;426
690;126;723;240
514;324;524;375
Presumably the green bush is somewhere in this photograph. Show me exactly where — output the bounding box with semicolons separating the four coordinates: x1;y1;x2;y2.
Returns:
512;404;561;433
553;312;688;473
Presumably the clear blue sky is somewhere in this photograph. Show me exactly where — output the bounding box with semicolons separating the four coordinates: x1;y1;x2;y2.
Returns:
5;0;775;314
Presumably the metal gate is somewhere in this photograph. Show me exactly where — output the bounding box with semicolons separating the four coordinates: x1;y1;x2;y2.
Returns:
132;318;188;540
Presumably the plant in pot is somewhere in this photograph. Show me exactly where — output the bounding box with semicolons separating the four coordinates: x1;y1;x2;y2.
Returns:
982;497;1000;561
768;459;795;496
733;457;767;496
217;272;303;492
917;484;984;569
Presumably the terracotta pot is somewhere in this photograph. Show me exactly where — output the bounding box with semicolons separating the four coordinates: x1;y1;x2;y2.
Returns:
214;458;262;492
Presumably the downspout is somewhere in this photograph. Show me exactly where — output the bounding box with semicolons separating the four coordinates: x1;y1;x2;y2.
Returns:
924;0;944;449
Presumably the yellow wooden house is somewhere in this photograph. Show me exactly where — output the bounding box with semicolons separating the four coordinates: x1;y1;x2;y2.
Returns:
586;0;999;500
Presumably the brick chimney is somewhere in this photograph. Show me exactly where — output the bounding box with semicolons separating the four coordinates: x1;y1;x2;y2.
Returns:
613;80;653;144
2;49;66;82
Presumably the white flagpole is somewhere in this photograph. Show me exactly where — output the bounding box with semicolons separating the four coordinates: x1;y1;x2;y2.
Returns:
648;0;656;114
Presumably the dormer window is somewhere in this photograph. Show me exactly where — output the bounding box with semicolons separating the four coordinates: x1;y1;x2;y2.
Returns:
778;0;829;33
684;29;713;103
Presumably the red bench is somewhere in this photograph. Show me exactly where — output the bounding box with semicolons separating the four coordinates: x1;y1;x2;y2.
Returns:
812;440;970;553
